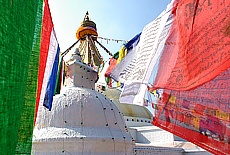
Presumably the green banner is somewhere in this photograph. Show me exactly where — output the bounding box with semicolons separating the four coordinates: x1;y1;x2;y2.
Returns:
0;0;43;154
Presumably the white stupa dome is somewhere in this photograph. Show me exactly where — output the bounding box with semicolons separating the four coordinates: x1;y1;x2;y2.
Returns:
32;50;134;154
32;87;134;154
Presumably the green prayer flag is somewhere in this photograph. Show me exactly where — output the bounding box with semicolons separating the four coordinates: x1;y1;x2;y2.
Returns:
0;1;43;154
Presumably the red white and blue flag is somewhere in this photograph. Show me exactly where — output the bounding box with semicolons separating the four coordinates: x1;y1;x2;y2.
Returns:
35;0;60;120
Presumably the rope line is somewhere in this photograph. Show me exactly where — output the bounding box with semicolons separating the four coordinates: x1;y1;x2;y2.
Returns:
88;35;103;62
61;39;80;56
61;35;126;58
95;40;113;56
79;39;87;62
98;36;127;43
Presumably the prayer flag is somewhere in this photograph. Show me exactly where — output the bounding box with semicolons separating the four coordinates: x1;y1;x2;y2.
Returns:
0;0;43;154
124;33;141;52
110;33;142;83
110;2;173;84
43;43;60;110
151;0;230;90
111;1;173;105
116;45;127;64
119;83;147;106
35;0;60;118
153;67;230;155
149;2;230;153
97;61;110;86
105;57;117;77
54;56;64;95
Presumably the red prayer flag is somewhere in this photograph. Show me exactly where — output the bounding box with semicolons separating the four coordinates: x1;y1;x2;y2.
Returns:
105;58;117;77
153;67;230;155
152;0;230;90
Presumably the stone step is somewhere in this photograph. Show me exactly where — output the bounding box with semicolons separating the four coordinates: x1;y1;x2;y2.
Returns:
129;126;174;144
130;126;212;155
134;145;183;155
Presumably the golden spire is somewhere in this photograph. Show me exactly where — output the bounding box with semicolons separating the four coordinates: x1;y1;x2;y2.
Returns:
76;12;102;67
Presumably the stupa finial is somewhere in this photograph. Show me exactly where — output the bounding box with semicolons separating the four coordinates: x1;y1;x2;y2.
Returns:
84;11;89;21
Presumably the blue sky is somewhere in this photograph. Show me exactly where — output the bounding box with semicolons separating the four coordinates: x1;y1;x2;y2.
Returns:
49;0;171;61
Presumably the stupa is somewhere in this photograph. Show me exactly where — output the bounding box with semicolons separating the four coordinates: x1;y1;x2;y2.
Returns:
32;12;211;155
32;12;134;154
